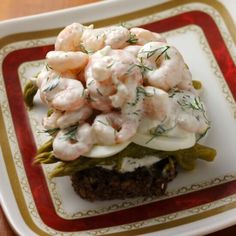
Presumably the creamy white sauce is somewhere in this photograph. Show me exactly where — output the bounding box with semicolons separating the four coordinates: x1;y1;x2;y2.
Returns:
99;155;162;173
97;164;115;171
40;23;211;162
120;155;161;173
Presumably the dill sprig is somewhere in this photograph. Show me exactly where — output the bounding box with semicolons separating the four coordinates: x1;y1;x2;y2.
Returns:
126;33;138;44
196;126;211;142
125;109;142;117
119;22;130;29
177;95;209;122
128;86;152;107
80;43;93;54
146;122;176;144
135;63;153;74
96;120;108;126
132;109;142;116
155;46;170;61
140;45;171;61
33;71;41;79
96;88;103;96
168;88;184;98
177;95;201;111
45;63;53;71
124;63;136;75
62;124;79;142
43;76;60;92
80;43;89;54
125;58;153;76
174;92;210;126
135;57;153;75
39;128;60;136
87;79;95;86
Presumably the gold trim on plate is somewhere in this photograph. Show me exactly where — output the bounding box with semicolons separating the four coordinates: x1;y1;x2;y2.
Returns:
0;0;235;235
0;108;51;236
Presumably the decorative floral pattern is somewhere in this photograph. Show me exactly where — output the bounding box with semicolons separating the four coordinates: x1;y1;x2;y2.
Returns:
0;1;236;235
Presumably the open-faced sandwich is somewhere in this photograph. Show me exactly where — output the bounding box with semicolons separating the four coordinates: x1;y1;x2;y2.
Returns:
24;23;216;201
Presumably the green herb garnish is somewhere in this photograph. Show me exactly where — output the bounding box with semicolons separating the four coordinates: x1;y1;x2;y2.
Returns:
155;46;170;61
96;88;103;96
128;86;152;106
126;33;138;44
39;128;60;136
80;43;93;54
196;126;211;142
96;120;109;126
140;45;170;61
62;125;79;142
177;95;210;123
45;63;53;71
43;76;60;92
34;142;216;177
146;122;176;144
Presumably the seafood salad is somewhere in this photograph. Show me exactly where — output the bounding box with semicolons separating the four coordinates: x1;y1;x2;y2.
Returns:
24;23;216;200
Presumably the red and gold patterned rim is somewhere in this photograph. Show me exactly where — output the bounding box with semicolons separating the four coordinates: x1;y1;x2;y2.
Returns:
0;0;236;235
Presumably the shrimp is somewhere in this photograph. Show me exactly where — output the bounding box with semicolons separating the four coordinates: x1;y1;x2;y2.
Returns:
109;83;129;108
84;48;115;110
123;45;142;57
119;85;145;133
170;89;210;134
81;26;130;52
85;46;142;109
42;110;62;129
110;72;142;108
55;23;86;51
177;65;193;91
86;77;114;112
143;86;171;121
46;51;89;73
40;73;86;111
177;113;209;134
108;85;147;143
137;42;192;91
81;28;105;52
57;105;92;129
34;66;51;88
51;78;86;111
53;123;95;161
87;55;112;82
42;105;92;130
93;112;138;145
104;26;130;49
38;70;64;104
85;47;116;106
130;27;166;45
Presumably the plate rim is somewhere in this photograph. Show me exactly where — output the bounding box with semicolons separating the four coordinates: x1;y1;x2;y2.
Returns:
0;0;236;235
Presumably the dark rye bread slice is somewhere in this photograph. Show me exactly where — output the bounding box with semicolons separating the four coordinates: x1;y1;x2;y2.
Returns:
71;158;177;201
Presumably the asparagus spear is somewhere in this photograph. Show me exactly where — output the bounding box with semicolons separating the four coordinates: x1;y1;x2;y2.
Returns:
33;142;216;178
23;80;38;108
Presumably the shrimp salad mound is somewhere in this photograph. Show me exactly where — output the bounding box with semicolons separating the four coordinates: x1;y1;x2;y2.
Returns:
24;23;216;201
